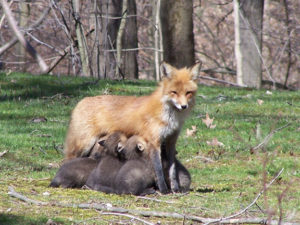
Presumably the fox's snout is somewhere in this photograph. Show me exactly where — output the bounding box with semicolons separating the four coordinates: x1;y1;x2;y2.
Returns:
176;103;188;110
181;104;187;109
172;99;189;111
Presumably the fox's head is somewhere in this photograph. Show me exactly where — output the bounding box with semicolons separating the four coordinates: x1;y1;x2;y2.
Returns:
160;62;201;111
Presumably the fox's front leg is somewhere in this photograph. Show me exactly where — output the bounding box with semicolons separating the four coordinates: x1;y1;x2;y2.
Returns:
150;146;168;194
165;133;180;192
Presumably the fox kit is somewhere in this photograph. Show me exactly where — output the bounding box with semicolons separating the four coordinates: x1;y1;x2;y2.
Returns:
115;136;190;195
102;135;156;195
49;157;98;188
85;132;128;191
49;134;123;188
99;135;190;195
64;62;200;193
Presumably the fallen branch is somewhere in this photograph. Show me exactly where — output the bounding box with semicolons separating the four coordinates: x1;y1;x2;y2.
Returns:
101;212;154;225
252;123;292;152
199;75;246;88
0;150;8;157
204;168;284;225
136;196;175;204
8;180;299;225
8;186;47;206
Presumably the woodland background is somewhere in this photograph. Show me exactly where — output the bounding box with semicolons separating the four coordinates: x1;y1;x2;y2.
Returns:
1;1;300;224
0;0;299;89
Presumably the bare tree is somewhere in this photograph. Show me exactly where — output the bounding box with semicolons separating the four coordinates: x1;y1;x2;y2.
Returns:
71;0;90;76
18;1;30;71
0;0;48;73
98;0;121;79
120;0;138;79
234;0;264;89
115;0;128;78
160;0;195;68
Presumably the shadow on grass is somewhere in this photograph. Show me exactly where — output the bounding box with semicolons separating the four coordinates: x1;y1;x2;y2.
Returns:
0;72;156;101
0;213;53;225
193;186;231;193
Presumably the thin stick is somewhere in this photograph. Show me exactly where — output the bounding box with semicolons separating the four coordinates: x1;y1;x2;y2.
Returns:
252;123;291;151
199;75;246;87
8;186;47;206
136;196;175;204
101;212;154;225
0;0;48;72
8;178;299;225
204;168;284;225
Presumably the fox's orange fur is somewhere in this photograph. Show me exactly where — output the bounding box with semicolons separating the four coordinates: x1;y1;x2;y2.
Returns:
64;62;200;193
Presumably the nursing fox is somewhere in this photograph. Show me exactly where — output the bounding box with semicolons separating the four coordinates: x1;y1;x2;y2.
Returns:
64;62;200;193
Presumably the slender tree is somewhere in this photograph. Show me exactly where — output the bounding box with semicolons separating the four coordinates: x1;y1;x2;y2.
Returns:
18;1;30;72
160;0;195;68
72;0;90;76
234;0;264;89
97;0;138;79
120;0;138;79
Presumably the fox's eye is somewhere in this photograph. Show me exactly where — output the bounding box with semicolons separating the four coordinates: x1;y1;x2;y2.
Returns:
186;91;193;96
170;91;177;95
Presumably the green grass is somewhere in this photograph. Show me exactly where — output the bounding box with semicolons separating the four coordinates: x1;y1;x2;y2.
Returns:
0;72;299;224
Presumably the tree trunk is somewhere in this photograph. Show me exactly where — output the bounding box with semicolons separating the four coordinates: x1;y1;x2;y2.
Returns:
120;0;138;79
98;0;138;79
18;1;30;72
72;0;90;77
98;0;121;79
115;0;127;79
160;0;195;68
234;0;264;89
154;0;163;80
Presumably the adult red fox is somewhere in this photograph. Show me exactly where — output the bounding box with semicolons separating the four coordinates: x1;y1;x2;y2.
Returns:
64;62;200;193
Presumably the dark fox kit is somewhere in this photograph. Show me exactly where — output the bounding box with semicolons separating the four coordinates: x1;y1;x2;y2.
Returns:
50;132;127;189
85;132;128;191
50;132;190;195
86;135;191;195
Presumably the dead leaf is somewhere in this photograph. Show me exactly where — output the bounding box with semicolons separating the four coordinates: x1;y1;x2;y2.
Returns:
257;99;264;105
43;191;50;196
202;113;216;129
186;125;197;137
0;150;8;157
207;138;225;147
266;90;273;95
47;163;60;169
6;208;12;213
30;117;47;123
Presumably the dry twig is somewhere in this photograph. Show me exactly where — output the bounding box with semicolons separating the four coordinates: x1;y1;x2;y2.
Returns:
0;0;48;72
252;123;292;152
8;171;298;225
204;168;284;225
101;212;154;225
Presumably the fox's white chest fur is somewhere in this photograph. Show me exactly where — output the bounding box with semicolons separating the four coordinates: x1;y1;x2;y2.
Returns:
160;101;191;139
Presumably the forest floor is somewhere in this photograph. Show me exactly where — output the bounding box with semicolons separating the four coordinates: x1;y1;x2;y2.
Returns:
0;72;299;225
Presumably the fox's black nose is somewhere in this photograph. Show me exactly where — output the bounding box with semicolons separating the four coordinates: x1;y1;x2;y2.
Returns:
181;105;187;109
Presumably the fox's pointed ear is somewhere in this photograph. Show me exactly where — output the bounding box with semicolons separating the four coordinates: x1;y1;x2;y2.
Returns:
98;140;106;146
160;62;175;78
190;62;202;81
137;143;145;152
